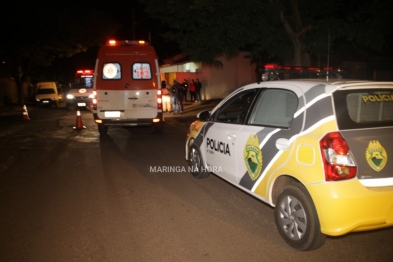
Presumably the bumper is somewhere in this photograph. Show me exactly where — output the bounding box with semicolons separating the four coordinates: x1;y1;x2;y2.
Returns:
66;99;92;108
93;112;163;127
307;180;393;236
37;99;57;106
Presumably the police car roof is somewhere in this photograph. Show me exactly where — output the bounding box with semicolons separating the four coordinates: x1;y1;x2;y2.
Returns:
244;78;393;96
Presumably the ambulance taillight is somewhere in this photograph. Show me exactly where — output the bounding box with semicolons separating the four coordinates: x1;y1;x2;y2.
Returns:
157;89;162;110
92;90;97;111
320;132;357;181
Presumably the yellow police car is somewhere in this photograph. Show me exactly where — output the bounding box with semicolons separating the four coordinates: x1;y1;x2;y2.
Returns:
185;77;393;251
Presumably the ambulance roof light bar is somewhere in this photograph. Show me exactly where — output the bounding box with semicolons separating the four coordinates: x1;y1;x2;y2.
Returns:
107;39;149;46
76;69;94;74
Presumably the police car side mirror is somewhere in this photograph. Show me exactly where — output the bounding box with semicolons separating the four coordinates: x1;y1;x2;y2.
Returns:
197;110;211;121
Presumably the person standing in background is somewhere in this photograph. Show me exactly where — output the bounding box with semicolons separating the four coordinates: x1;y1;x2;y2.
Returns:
181;79;189;101
170;79;180;114
195;78;202;102
177;80;185;114
189;79;196;102
161;80;171;112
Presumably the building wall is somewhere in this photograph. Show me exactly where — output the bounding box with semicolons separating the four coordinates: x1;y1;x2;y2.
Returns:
160;52;256;100
200;52;255;100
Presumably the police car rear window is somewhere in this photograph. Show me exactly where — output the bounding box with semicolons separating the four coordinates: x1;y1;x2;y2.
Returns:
334;89;393;129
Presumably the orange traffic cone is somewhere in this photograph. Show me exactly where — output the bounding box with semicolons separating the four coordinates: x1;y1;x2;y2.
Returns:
23;105;30;120
73;110;86;130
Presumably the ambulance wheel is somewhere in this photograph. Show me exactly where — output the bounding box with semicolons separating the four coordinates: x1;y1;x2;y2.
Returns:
274;182;326;251
153;121;163;134
188;144;210;179
98;124;108;135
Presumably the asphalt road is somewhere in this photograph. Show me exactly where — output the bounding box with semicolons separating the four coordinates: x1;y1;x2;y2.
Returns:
0;106;392;262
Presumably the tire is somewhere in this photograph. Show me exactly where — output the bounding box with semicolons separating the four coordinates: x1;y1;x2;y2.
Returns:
188;144;210;179
153;121;163;134
98;124;108;135
274;182;326;251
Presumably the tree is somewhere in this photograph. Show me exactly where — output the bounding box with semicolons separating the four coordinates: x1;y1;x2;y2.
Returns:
140;0;393;66
0;2;120;105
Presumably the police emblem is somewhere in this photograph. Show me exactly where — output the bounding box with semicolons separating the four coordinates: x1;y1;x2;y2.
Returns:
365;140;388;172
244;134;263;180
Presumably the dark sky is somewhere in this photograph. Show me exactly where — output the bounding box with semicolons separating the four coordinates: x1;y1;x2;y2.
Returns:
54;1;179;83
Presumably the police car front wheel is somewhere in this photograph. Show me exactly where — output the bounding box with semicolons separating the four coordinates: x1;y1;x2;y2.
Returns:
188;144;210;179
274;182;326;251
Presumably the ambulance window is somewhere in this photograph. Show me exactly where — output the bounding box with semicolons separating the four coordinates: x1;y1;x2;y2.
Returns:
102;63;121;80
249;89;298;128
133;63;152;80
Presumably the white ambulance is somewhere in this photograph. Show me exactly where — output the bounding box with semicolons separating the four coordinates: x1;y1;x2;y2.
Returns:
92;40;163;135
66;69;95;110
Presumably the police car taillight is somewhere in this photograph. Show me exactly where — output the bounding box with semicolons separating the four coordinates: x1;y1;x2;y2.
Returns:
320;132;357;181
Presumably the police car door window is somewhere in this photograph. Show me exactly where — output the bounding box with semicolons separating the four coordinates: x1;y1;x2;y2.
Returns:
214;89;257;124
249;89;298;128
102;63;121;80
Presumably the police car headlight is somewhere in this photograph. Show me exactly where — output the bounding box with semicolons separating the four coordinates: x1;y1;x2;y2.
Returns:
262;73;269;81
88;94;95;99
67;94;75;99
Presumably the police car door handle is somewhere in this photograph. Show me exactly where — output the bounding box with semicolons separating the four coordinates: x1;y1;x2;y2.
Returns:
276;138;290;150
227;133;237;141
124;83;130;88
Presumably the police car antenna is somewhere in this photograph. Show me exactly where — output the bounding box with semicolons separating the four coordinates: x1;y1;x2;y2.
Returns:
326;29;330;81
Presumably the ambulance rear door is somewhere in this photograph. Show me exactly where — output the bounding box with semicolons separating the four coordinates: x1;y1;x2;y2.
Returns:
96;43;160;120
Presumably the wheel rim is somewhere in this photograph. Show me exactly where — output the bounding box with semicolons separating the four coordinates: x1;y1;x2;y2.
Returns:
189;147;201;173
277;195;307;240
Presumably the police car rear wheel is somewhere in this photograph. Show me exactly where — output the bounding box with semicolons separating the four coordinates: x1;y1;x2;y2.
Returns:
188;144;210;179
274;183;326;251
